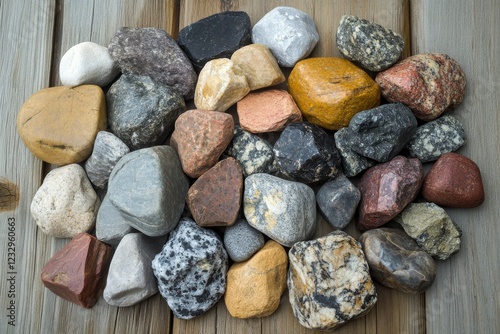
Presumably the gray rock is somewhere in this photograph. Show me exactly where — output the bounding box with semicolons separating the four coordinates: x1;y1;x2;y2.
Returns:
223;219;265;262
243;173;316;247
107;146;188;237
151;218;228;319
95;195;134;246
334;127;375;177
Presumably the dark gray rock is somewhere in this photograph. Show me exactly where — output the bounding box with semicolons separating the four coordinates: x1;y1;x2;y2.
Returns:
223;219;265;262
95;195;134;246
334;127;375;177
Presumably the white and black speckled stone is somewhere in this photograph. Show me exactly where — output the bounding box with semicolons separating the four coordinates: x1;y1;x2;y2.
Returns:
151;218;228;319
334;127;375;177
407;115;466;162
336;15;404;72
95;195;134;247
224;219;265;262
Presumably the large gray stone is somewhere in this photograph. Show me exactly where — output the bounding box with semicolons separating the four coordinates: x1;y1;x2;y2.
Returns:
224;219;265;262
95;195;134;246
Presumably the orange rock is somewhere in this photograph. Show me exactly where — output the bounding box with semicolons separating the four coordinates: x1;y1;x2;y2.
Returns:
288;57;380;130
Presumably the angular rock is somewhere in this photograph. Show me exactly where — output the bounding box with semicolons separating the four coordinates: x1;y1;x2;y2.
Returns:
243;173;316;247
95;195;134;247
40;233;112;308
334;127;375;177
223;219;265;262
288;231;377;330
151;218;228;319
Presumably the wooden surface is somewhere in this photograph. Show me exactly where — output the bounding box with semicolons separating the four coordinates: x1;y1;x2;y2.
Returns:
0;0;498;333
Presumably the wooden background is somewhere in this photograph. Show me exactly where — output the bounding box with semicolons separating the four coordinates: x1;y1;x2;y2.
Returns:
1;1;498;333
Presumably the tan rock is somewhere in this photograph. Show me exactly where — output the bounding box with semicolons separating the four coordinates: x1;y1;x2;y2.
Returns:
225;240;288;318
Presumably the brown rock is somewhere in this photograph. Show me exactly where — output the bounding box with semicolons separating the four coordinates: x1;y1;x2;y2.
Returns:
186;157;243;227
422;152;484;207
40;233;112;308
237;89;302;133
17;85;107;165
170;109;234;178
225;240;288;318
357;156;423;230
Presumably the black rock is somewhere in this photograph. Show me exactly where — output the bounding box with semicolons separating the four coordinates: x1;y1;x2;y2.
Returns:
334;127;375;177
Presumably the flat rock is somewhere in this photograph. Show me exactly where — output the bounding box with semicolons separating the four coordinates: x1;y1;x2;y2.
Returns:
334;127;375;177
223;219;265;262
95;195;135;247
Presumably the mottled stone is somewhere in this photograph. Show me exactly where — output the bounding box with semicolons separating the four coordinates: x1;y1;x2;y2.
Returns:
288;57;380;130
151;218;228;319
171;110;234;178
376;53;466;121
31;164;100;238
288;231;377;330
107;146;189;236
108;27;197;99
334;127;375;177
95;195;134;247
224;219;265;262
407;115;466;162
17;85;107;165
177;11;252;72
225;241;288;318
359;228;436;294
273;122;341;184
422;152;484;208
357;156;423;230
243;173;316;247
40;233;112;308
252;6;319;67
395;202;462;260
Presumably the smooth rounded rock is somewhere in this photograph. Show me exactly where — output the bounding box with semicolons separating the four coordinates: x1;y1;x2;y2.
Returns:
223;219;265;262
95;195;135;247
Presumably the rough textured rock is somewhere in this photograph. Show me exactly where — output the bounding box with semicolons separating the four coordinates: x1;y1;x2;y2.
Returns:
151;218;228;319
17;85;107;165
225;241;288;318
243;173;316;247
359;228;436;294
422;152;484;208
288;57;380;130
223;219;265;262
95;195;134;247
40;233;112;308
376;53;466;121
108;27;197;99
288;231;377;330
31;164;100;238
334;127;375;177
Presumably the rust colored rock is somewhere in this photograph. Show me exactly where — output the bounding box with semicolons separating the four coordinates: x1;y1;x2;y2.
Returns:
422;152;484;208
40;233;113;308
357;156;423;230
237;89;302;133
376;53;466;121
171;109;234;178
186;158;243;227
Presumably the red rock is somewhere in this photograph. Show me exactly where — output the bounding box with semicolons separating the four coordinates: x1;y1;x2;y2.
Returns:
375;53;466;121
170;109;234;178
422;152;484;208
357;156;423;230
186;158;243;227
40;233;113;308
236;89;302;133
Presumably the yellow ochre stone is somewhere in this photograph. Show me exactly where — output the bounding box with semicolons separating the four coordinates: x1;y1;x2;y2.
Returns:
288;57;380;130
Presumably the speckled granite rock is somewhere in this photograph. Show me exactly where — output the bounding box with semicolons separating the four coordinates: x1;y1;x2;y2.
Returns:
334;127;375;177
95;195;134;247
288;231;377;330
224;219;265;262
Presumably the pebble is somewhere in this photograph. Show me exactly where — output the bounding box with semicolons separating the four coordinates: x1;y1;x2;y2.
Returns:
225;241;288;318
288;57;380;130
151;218;228;319
177;11;252;72
288;231;377;330
359;228;436;294
422;152;484;208
40;233;112;308
252;6;319;67
171;109;234;178
273;122;341;184
395;202;462;260
336;15;404;72
31;164;100;238
107;146;188;236
376;53;466;121
316;174;361;230
243;173;316;247
95;195;134;247
59;41;119;87
334;127;375;177
17;85;107;165
357;156;423;230
407;115;466;162
223;219;265;262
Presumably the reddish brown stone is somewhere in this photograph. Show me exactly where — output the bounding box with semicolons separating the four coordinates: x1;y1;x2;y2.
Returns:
375;53;466;121
357;156;423;230
422;152;484;208
40;233;113;308
170;109;234;178
186;158;243;227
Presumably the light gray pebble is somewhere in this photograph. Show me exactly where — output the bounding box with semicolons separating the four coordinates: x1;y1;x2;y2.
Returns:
224;219;265;262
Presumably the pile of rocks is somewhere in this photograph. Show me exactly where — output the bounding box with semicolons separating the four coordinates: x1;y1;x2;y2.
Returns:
17;7;484;331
